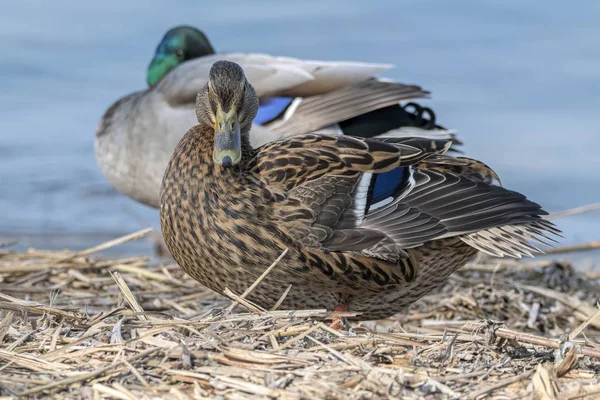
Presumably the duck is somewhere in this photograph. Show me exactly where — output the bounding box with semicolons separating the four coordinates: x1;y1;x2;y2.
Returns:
159;61;559;321
96;25;458;209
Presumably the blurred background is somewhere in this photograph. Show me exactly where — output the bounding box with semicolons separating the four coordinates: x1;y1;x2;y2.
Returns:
1;1;598;264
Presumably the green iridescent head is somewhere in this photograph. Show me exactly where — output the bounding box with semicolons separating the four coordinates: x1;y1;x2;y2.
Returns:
147;26;216;87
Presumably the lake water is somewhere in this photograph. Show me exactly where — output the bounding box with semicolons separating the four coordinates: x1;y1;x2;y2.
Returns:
1;1;599;264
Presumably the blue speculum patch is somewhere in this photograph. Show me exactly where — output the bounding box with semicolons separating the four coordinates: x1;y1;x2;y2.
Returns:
370;166;408;206
255;97;294;125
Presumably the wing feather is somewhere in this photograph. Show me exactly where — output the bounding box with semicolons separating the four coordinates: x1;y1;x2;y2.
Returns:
253;133;557;288
268;79;428;135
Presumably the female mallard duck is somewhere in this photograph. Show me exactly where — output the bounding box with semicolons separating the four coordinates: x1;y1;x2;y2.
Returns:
96;26;456;209
159;61;559;320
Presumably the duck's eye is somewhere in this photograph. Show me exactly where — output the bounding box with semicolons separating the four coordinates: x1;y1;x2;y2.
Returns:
175;49;185;60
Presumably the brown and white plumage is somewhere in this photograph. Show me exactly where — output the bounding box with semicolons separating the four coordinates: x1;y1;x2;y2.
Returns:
160;61;558;320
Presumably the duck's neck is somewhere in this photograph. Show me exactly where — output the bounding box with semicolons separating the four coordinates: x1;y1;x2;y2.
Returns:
166;126;269;229
167;126;256;200
183;125;253;163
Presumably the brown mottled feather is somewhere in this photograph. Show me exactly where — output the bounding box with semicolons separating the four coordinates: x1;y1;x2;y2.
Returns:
160;126;557;319
160;63;558;320
253;134;434;189
161;128;415;300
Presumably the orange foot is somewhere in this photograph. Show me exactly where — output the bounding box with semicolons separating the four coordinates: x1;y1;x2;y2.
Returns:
330;304;349;330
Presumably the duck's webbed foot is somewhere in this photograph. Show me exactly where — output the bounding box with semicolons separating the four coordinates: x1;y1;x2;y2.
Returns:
330;304;350;330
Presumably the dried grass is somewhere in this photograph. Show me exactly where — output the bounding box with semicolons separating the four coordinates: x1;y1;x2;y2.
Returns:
0;230;599;399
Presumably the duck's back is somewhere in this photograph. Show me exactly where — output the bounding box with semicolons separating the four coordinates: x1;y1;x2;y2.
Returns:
95;88;197;207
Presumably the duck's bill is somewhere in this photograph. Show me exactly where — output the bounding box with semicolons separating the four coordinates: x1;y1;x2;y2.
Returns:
213;107;241;167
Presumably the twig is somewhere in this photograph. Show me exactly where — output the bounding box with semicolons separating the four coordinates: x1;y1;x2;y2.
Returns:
225;248;288;312
0;293;82;321
50;228;153;266
92;383;133;400
277;324;321;351
271;284;292;311
460;259;556;274
305;336;360;367
435;370;488;383
0;312;14;342
110;271;148;321
567;387;600;400
547;202;600;219
222;288;265;313
544;240;600;255
462;322;600;359
517;284;600;329
0;348;71;372
569;305;600;341
467;369;534;399
19;347;163;396
122;360;152;389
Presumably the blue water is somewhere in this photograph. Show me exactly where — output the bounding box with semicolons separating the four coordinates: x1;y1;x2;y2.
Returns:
0;1;599;263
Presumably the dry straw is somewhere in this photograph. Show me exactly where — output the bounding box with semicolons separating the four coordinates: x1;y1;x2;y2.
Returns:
0;213;599;399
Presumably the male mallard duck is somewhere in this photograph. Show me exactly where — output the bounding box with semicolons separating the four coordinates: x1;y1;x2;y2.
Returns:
159;61;559;320
96;26;456;208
